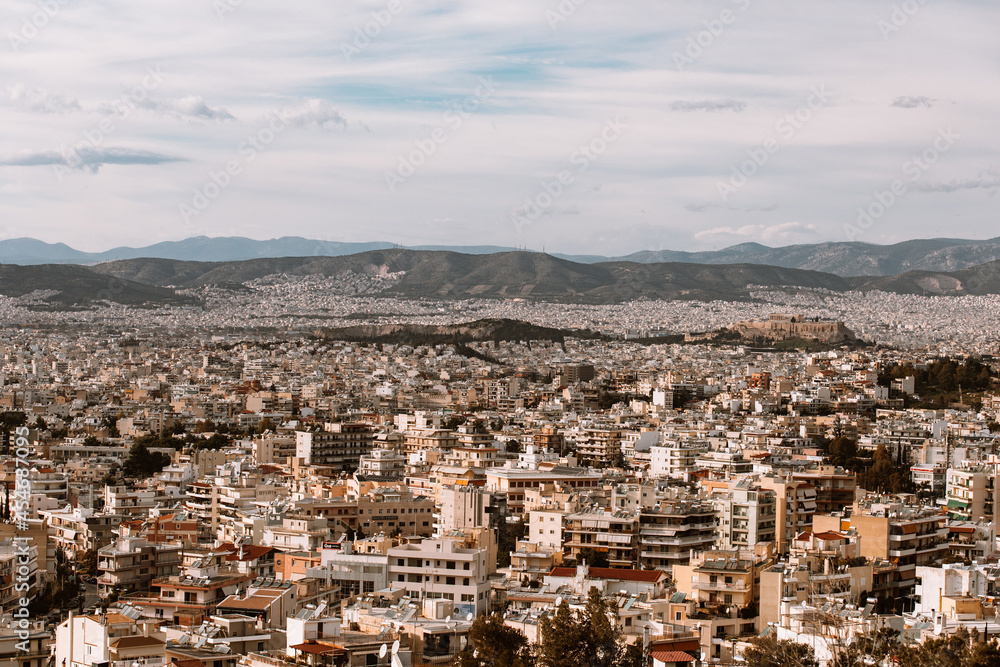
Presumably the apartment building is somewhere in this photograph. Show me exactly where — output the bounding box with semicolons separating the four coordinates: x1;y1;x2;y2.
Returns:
356;490;436;537
124;554;252;626
649;442;702;480
97;536;183;596
817;500;948;604
563;508;638;568
792;465;857;515
295;423;375;470
757;475;818;554
673;544;775;615
38;506;123;559
387;538;492;616
55;611;166;667
945;463;1000;523
637;500;718;572
573;428;624;467
710;480;777;551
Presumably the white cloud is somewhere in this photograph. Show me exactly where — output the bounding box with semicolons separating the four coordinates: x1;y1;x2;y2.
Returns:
0;147;185;171
4;84;81;114
891;96;934;108
695;222;817;243
119;95;235;121
670;99;746;112
279;99;348;130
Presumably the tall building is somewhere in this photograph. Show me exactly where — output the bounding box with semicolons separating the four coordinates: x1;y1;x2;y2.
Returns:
295;422;375;471
711;480;777;551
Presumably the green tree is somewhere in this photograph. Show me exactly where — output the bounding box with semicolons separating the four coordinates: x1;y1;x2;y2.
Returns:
895;628;1000;667
831;627;900;667
122;442;171;479
575;548;610;569
537;591;631;667
578;589;622;667
453;613;533;667
743;636;818;667
538;601;583;667
77;548;98;577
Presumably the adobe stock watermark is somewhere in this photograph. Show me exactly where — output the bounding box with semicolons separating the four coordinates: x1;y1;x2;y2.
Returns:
213;0;244;20
510;117;628;233
673;0;752;71
180;110;292;223
8;0;74;52
53;66;165;182
384;76;497;193
341;0;414;61
844;126;959;241
546;0;589;30
717;84;831;202
877;0;929;40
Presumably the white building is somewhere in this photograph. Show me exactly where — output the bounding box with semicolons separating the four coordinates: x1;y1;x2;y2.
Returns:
387;539;492;617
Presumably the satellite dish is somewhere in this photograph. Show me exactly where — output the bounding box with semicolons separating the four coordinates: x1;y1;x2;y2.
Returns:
379;645;387;659
555;596;563;606
392;639;400;655
466;613;474;621
445;615;452;623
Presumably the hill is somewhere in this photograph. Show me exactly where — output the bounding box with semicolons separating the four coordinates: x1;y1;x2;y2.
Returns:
91;250;856;303
0;264;190;306
618;237;1000;276
6;235;1000;277
314;318;606;346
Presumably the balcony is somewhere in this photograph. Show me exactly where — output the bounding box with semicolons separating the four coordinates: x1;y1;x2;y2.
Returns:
692;580;749;592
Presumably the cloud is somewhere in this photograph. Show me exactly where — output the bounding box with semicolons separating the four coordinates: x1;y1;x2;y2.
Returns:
915;170;1000;193
670;99;746;112
279;99;348;129
0;147;186;172
891;96;934;108
685;202;719;212
98;95;235;121
4;84;81;114
685;202;778;213
695;221;816;242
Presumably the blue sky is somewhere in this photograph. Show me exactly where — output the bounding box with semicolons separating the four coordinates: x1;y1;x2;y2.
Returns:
0;0;997;255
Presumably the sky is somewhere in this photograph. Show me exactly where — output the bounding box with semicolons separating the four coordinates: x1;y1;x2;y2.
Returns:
1;0;998;256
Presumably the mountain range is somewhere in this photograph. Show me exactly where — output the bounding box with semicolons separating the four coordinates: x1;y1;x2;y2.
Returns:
87;250;1000;304
4;235;1000;277
3;247;1000;307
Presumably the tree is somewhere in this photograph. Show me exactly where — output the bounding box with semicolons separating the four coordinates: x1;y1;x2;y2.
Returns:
578;589;622;667
453;613;533;667
77;548;98;577
537;601;582;667
575;548;610;569
122;442;171;479
743;636;818;667
895;628;1000;667
537;590;631;667
498;517;527;569
831;627;900;667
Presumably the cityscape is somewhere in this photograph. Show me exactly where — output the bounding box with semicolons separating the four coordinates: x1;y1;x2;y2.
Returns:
4;1;1000;667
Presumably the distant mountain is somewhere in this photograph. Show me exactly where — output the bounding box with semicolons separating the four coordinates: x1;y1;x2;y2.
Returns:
0;236;525;265
848;259;1000;295
620;238;1000;276
10;250;1000;307
5;236;1000;277
0;264;188;306
92;250;856;303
